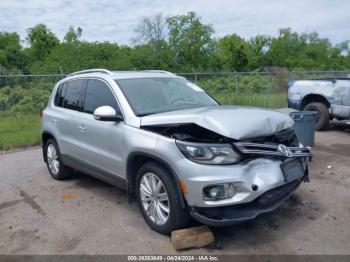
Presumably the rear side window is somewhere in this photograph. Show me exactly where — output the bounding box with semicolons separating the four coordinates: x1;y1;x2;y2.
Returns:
54;83;67;107
83;79;120;114
63;79;85;111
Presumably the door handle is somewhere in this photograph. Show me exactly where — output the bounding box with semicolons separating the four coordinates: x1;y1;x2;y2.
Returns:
78;125;86;132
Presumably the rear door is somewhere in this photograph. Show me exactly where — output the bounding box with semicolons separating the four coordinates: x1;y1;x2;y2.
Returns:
73;78;125;181
53;79;86;159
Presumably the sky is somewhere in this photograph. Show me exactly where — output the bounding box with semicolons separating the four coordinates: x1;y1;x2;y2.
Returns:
0;0;349;45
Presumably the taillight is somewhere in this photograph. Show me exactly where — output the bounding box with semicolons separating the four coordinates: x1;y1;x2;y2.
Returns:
40;111;43;119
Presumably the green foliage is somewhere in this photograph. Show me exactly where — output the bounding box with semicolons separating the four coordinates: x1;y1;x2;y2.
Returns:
167;12;215;71
0;82;51;113
218;34;250;71
0;32;28;71
0;14;349;74
1;16;349;150
264;28;349;70
129;43;173;70
26;24;59;61
30;42;134;73
64;26;82;43
197;74;274;96
247;35;271;69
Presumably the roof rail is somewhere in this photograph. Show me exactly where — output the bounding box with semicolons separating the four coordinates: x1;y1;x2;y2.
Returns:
67;69;113;77
142;70;175;75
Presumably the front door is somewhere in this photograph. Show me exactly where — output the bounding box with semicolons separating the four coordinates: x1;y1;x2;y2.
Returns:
74;78;125;182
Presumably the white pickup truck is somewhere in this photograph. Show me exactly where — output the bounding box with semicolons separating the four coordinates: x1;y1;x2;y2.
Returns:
288;78;350;130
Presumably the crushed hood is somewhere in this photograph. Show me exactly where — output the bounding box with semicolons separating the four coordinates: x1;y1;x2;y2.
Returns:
140;105;294;140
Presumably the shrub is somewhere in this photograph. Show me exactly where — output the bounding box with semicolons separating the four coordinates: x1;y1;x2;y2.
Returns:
0;84;51;113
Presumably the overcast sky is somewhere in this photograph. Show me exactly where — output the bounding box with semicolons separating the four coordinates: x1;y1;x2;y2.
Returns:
0;0;349;45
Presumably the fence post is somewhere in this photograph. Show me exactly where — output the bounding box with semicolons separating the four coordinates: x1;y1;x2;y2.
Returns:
235;74;238;93
195;74;198;83
267;74;271;108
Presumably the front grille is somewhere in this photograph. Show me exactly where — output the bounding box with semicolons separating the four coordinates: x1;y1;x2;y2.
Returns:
233;128;312;159
234;142;312;158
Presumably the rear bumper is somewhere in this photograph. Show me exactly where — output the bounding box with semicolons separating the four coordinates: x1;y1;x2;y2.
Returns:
190;178;303;226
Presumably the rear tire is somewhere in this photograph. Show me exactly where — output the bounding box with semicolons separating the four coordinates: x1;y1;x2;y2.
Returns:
136;162;190;234
304;102;329;131
44;139;73;180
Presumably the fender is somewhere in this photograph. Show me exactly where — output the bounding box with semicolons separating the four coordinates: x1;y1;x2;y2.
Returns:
126;151;187;209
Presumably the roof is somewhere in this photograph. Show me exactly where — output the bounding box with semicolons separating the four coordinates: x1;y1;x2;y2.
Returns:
311;78;350;81
66;69;180;80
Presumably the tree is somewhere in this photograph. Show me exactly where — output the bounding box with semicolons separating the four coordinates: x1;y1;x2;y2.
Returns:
264;28;348;69
133;13;167;57
30;41;134;74
1;20;348;74
247;35;270;69
26;24;59;61
265;28;303;68
0;32;28;71
218;34;249;71
167;12;214;71
63;26;82;43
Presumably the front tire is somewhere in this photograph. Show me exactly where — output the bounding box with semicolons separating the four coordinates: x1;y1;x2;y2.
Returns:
44;139;72;180
304;102;329;131
136;162;190;234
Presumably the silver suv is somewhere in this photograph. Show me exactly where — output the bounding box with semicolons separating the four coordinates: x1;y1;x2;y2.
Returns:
42;69;312;234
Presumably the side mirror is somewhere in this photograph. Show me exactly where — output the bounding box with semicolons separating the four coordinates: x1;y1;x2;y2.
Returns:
93;106;123;122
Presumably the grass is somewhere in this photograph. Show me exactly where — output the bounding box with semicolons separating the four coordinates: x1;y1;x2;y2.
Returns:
212;92;287;108
0;113;41;150
0;92;287;151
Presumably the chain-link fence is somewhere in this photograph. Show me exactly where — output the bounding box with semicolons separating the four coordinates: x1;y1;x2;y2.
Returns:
0;70;349;113
0;74;64;113
179;70;350;108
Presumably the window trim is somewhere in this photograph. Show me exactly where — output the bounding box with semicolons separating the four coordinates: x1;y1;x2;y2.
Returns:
52;77;125;120
53;78;87;112
54;82;68;108
64;79;87;112
54;84;61;106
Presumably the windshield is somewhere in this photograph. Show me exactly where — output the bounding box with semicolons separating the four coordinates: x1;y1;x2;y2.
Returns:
116;77;218;116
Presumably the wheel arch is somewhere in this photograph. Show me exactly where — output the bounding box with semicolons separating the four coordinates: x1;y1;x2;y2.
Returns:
301;94;330;109
126;152;186;209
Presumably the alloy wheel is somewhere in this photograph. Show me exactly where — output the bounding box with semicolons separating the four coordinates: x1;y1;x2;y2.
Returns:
139;172;170;225
47;144;59;175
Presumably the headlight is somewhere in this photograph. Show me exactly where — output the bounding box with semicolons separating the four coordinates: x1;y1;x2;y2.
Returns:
176;141;241;165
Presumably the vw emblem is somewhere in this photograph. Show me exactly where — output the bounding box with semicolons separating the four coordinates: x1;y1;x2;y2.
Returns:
278;144;293;158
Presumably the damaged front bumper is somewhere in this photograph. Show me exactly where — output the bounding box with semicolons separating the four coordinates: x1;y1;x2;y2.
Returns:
178;143;312;226
190;178;304;226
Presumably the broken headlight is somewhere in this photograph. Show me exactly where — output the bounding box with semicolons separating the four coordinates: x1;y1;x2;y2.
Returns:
176;141;241;165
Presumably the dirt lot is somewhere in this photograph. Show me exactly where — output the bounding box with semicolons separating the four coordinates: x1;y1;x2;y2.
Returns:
0;124;349;255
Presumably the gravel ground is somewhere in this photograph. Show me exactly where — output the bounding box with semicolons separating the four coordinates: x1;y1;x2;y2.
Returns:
0;123;349;255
